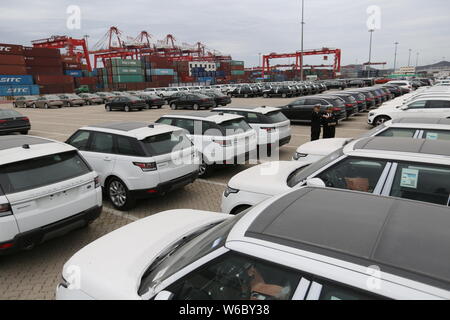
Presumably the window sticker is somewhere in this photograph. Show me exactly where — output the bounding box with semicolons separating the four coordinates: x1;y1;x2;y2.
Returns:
426;132;439;140
400;168;419;189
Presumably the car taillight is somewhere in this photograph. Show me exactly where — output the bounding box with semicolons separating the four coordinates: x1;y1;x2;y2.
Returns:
133;162;157;171
0;242;14;249
0;120;7;123
20;117;29;121
345;104;353;107
333;107;342;111
213;139;232;147
94;176;100;188
0;203;12;216
261;127;276;132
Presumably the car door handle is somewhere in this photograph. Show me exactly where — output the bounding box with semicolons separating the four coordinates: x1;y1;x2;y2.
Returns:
104;156;112;161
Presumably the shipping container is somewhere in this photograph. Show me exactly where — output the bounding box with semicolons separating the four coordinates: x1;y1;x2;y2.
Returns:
112;74;145;83
25;56;62;67
0;65;27;75
231;70;245;75
0;43;24;56
63;62;82;70
112;66;144;75
0;84;39;96
0;54;25;65
39;83;74;94
230;60;244;66
0;75;33;85
64;70;83;77
23;46;61;58
61;55;78;63
34;74;74;85
26;66;63;75
110;59;143;68
150;69;175;76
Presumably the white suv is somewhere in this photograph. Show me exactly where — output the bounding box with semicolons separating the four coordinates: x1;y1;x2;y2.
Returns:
222;136;450;214
0;136;102;254
66;122;199;210
211;106;292;155
368;97;450;126
56;187;450;300
156;112;258;177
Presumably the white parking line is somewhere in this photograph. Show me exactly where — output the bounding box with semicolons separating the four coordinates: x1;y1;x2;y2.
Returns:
197;179;227;187
103;207;140;221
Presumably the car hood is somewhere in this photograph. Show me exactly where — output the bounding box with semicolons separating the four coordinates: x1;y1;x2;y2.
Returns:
228;161;312;195
62;209;230;300
296;138;351;155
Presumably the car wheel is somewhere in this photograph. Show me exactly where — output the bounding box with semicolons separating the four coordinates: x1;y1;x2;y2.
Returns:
107;178;135;211
193;104;200;110
44;103;49;109
32;103;37;109
157;106;162;109
170;103;177;110
231;205;251;215
244;93;248;98
105;105;111;112
198;161;213;177
20;130;29;135
13;102;17;108
263;93;268;98
374;115;391;126
211;102;217;108
145;104;150;110
68;103;73;107
227;93;232;97
124;105;130;112
282;93;287;98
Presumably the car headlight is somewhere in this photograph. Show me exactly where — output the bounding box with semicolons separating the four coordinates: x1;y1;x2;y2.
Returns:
293;152;307;160
224;186;239;197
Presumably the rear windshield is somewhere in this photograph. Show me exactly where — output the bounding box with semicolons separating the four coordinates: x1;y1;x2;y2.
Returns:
141;131;192;156
0;151;91;194
0;110;22;119
220;119;252;135
265;111;288;123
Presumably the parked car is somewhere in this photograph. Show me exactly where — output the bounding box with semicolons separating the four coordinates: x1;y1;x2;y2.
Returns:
347;79;365;88
13;95;38;108
211;106;291;154
105;96;147;112
368;97;450;126
319;94;357;118
341;91;369;112
323;80;346;90
78;93;103;105
382;85;403;97
156;112;257;177
169;93;215;110
222;136;450;214
386;80;413;93
293;118;450;162
136;94;165;109
30;95;64;109
228;86;255;98
280;96;346;123
0;135;102;255
94;92;116;103
66;122;199;210
57;94;85;107
56;186;450;300
200;90;232;107
0;109;30;135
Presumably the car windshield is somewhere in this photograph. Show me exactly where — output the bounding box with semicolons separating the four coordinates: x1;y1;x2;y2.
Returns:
287;148;344;187
0;110;22;119
46;95;60;100
138;212;245;295
359;123;387;138
140;131;192;156
265;111;288;123
0;151;91;194
220;118;252;135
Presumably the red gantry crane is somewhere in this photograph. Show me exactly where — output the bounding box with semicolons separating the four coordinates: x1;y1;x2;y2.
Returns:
262;48;342;79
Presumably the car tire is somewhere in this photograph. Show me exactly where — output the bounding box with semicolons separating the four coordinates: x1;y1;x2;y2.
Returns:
374;115;391;126
107;177;135;211
13;102;17;108
32;103;37;109
211;102;217;108
263;93;268;98
44;103;49;109
20;130;29;135
157;106;162;109
170;103;177;110
105;105;111;112
198;160;213;177
231;205;251;215
145;104;150;110
244;93;248;98
282;93;287;98
124;105;130;112
193;104;200;110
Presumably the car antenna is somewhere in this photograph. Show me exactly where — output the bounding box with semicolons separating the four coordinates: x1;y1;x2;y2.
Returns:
22;144;30;149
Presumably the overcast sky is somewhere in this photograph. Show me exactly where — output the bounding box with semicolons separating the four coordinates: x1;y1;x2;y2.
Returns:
1;0;449;68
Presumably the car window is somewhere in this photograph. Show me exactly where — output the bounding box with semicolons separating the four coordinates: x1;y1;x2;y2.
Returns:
376;128;416;138
292;99;305;106
116;135;140;156
202;121;222;136
0;110;22;119
312;280;382;300
246;112;260;123
173;119;196;135
427;100;450;109
264;111;288;123
0;151;91;194
141;131;192;156
67;130;91;151
316;157;388;193
421;129;450;141
166;251;302;300
407;100;427;109
389;162;450;206
90;132;114;153
221;118;252;135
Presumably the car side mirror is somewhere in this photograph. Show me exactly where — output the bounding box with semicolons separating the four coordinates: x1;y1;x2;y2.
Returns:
400;105;409;110
154;290;174;300
306;178;326;188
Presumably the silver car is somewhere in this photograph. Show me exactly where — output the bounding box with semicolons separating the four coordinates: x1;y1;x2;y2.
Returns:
78;93;104;105
13;96;38;108
31;95;64;109
58;94;85;107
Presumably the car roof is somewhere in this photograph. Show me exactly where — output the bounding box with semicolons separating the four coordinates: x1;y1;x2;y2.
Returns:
212;106;281;114
350;136;450;157
0;135;75;166
159;112;244;123
243;187;450;291
391;118;450;125
81;122;183;140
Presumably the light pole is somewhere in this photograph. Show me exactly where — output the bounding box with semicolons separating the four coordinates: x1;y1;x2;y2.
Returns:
393;42;399;71
367;29;374;78
416;52;419;68
300;0;305;81
258;53;261;68
408;49;412;67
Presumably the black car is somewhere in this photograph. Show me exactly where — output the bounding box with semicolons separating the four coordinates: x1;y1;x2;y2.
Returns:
169;93;215;110
105;96;147;112
280;96;346;123
200;91;232;107
353;90;377;109
262;85;294;98
324;80;346;90
0;109;30;135
343;91;369;112
136;94;165;109
382;85;402;97
321;93;358;117
348;79;365;88
228;86;255;98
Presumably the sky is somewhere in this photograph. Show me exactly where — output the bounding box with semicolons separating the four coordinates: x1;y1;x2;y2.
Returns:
0;0;449;69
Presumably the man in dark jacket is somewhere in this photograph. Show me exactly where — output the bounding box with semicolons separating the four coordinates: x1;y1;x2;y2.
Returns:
310;105;322;141
322;106;338;138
